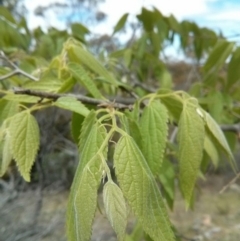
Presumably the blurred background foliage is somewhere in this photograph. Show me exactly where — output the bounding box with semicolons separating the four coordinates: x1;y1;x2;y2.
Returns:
0;0;239;187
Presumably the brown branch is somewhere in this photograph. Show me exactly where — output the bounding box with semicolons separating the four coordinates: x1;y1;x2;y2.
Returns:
0;51;39;82
13;88;134;110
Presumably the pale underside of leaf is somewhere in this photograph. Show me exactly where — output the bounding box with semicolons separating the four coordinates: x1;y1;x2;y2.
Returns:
114;135;175;241
204;112;236;169
54;96;90;117
68;62;104;99
103;181;127;241
140;100;168;175
9;112;40;182
178;104;204;208
67;122;107;241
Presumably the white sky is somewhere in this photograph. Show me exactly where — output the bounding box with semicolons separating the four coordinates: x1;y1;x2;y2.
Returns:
25;0;240;36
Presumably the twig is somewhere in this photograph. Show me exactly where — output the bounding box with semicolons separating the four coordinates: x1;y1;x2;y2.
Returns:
219;172;240;194
13;88;134;110
220;124;240;133
0;51;39;81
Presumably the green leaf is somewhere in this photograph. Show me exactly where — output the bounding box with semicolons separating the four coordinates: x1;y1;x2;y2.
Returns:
114;135;175;241
159;92;183;121
71;112;85;143
158;159;175;210
120;115;143;150
67;157;103;241
207;90;223;122
3;94;41;103
54;96;90;116
68;62;104;99
78;110;97;150
227;46;240;89
0;99;19;126
24;78;62;92
65;40;118;86
204;130;219;168
67;122;107;241
204;111;236;169
203;40;234;73
9;111;40;181
178;102;204;208
113;13;129;35
0;126;13;177
103;181;127;241
140;100;168;175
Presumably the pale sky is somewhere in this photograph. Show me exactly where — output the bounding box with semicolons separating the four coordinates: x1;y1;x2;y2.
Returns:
24;0;240;45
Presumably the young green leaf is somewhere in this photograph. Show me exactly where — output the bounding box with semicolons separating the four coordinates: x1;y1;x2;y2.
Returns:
158;159;175;210
103;181;127;241
140;100;168;175
0;127;13;177
66;42;119;86
3;94;42;103
67;122;107;241
71;112;85;143
68;157;103;241
178;103;204;208
204;130;219;168
114;135;175;241
204;111;236;169
0;99;19;126
68;62;104;99
78;110;97;150
113;13;129;35
9;111;40;181
54;96;90;116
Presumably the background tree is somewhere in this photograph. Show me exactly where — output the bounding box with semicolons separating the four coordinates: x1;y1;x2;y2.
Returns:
0;5;240;241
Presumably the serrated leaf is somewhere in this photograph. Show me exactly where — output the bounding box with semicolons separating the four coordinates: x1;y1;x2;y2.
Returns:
68;157;103;241
71;112;85;143
178;102;204;208
159;93;183;121
66;42;118;86
103;181;127;241
78;110;97;150
0;99;19;125
120;115;143;150
227;46;240;89
158;159;175;210
113;13;129;35
140;100;168;175
68;62;104;99
204;130;219;168
204;111;236;169
67;122;107;241
9;111;40;181
54;96;89;116
114;135;175;241
0;126;13;176
203;40;234;73
3;94;41;103
24;78;62;92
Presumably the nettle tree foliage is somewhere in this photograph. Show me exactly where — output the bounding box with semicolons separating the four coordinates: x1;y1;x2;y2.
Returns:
0;6;239;241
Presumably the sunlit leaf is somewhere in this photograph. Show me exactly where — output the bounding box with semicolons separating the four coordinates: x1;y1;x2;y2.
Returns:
54;96;90;116
140;100;168;175
67;122;107;241
114;135;175;241
113;13;129;35
103;181;127;241
178;102;204;208
9;111;40;181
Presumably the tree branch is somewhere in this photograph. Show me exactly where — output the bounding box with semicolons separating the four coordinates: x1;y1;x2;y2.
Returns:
13;88;134;110
0;51;39;82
